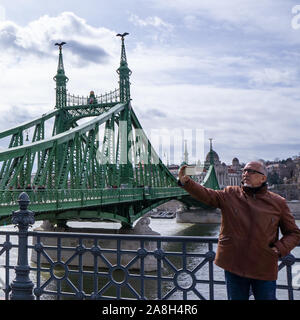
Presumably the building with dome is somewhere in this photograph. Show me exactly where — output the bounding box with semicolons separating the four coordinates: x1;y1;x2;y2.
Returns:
201;139;242;188
169;139;243;189
167;139;243;188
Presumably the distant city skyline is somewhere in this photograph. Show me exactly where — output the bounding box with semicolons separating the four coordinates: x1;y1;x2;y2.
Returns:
0;1;300;164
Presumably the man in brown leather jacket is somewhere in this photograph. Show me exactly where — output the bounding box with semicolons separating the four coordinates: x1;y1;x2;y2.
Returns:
178;161;300;300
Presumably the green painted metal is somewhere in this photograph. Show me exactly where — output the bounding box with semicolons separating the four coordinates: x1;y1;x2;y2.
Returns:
116;32;131;103
202;165;220;190
0;35;220;227
0;187;187;225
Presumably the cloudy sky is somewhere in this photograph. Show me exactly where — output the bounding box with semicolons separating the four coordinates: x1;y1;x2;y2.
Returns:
0;0;300;165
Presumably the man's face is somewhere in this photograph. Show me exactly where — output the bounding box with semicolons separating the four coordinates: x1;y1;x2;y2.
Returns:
242;168;267;188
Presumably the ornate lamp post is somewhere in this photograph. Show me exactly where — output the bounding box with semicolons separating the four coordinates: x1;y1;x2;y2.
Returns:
10;192;35;300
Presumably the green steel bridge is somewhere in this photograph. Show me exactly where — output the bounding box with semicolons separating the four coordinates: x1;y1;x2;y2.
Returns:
0;35;220;227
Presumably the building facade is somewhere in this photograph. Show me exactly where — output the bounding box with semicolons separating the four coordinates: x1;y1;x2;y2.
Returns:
168;143;243;189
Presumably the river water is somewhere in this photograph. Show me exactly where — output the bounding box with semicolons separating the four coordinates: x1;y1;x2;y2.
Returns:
0;218;299;300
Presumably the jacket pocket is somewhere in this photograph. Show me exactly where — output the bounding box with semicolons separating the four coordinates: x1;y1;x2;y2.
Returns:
264;215;280;238
244;243;279;280
263;246;279;259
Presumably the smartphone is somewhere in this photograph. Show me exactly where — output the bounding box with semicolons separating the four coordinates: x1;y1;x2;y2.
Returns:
184;166;196;176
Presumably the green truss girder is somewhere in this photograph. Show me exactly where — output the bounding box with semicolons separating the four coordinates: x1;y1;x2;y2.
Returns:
0;101;191;226
0;109;58;140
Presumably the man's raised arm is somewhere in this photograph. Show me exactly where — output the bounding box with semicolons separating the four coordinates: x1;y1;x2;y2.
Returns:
178;165;225;209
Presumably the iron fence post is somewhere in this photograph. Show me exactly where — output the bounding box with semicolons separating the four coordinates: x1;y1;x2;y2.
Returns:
10;192;35;300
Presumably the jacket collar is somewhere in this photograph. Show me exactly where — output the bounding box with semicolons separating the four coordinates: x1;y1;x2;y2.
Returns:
241;182;268;196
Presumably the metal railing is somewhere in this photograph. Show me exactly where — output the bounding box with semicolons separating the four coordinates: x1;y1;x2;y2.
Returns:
66;89;120;106
0;192;299;300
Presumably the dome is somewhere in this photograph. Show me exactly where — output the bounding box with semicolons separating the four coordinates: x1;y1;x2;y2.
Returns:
232;157;239;165
205;150;221;166
205;150;220;163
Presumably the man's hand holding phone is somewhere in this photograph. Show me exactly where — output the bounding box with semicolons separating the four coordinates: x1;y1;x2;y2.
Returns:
178;165;191;185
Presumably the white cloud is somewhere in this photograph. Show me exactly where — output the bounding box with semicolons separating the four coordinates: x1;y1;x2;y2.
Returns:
183;15;201;30
128;13;174;42
249;68;297;86
0;12;118;64
151;0;295;40
129;14;174;31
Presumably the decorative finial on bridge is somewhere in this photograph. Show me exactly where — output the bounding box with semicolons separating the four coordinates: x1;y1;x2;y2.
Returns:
116;32;129;40
54;41;68;109
116;33;129;64
54;41;67;71
116;33;131;102
55;41;67;52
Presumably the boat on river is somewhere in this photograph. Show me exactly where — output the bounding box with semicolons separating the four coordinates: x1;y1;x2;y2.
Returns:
150;211;176;219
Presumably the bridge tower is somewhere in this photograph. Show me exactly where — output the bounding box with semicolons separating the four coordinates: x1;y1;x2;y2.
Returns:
116;32;132;103
116;33;134;188
53;42;70;135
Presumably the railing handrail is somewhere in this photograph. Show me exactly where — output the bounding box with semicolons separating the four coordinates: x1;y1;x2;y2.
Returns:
26;230;220;242
66;88;120;106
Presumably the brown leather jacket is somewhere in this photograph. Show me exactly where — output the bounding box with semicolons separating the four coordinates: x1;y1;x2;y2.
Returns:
181;179;300;280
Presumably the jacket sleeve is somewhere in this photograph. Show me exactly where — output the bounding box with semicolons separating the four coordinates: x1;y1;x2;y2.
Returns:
274;200;300;257
181;178;225;209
